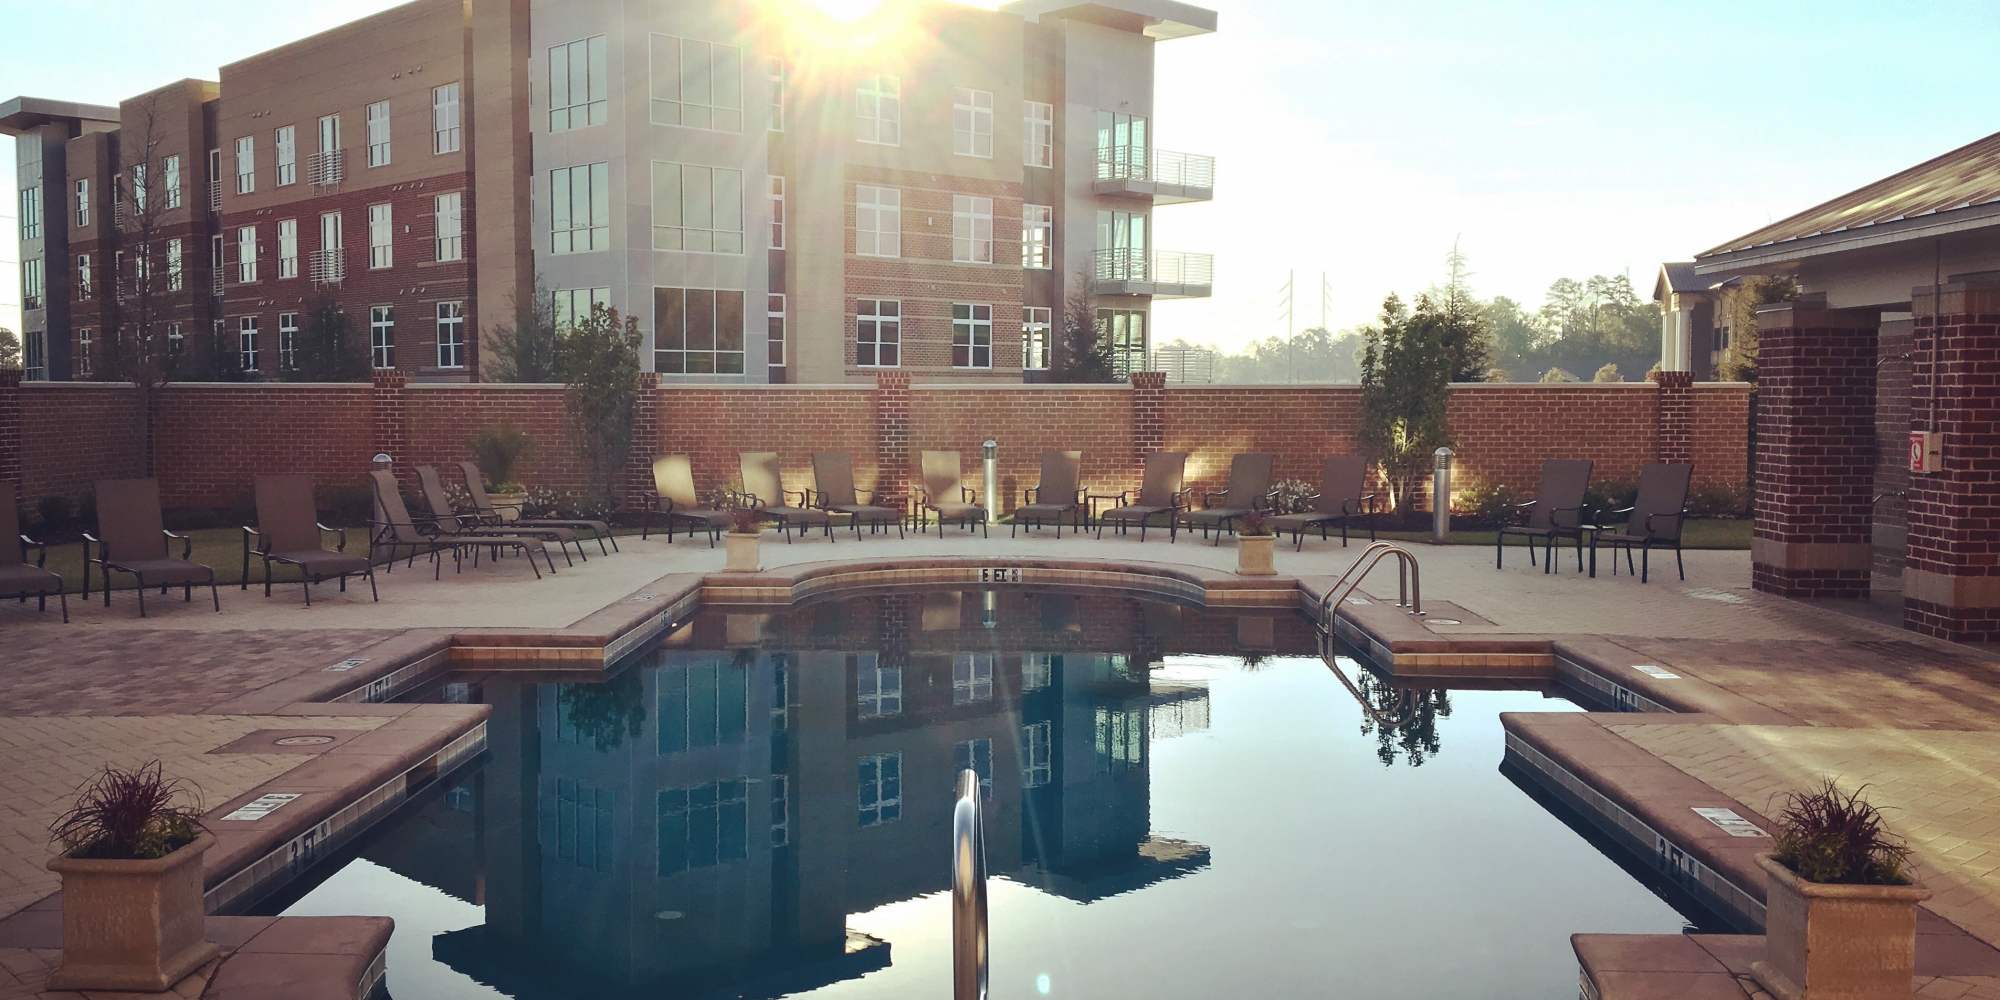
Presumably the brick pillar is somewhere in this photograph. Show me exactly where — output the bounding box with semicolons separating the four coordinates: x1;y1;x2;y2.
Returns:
875;372;911;500
1750;304;1876;598
371;370;409;484
626;377;660;512
0;368;21;489
1130;371;1167;484
1651;368;1695;465
1904;279;2000;640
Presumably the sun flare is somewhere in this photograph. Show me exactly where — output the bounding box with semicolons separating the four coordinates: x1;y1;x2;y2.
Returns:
810;0;886;21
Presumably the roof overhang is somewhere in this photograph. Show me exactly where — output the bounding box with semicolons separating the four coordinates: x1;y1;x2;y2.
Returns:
0;96;119;136
1001;0;1216;39
1694;201;2000;276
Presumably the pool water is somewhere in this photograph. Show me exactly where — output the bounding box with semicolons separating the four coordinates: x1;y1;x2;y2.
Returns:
269;589;1703;999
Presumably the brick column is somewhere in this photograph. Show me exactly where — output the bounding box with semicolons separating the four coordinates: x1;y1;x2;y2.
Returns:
1651;368;1694;465
1750;304;1876;598
1130;371;1167;482
625;378;661;512
1904;279;2000;640
875;372;911;500
371;370;409;484
0;368;21;489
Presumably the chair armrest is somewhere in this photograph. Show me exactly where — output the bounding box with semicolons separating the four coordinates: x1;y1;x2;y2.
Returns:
1172;487;1193;510
242;524;267;553
1643;509;1685;537
786;487;812;508
1203;488;1229;507
163;529;192;559
318;523;349;552
20;533;49;568
961;485;978;505
1549;505;1584;530
1607;505;1637;518
1022;485;1038;506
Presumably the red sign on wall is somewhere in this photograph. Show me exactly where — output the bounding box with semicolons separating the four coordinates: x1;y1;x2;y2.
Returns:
1910;431;1942;474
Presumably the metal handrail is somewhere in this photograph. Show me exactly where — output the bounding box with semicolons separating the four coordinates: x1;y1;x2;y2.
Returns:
952;769;988;1000
1319;543;1424;621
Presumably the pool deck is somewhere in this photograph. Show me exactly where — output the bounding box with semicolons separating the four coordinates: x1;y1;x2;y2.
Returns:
3;529;1999;998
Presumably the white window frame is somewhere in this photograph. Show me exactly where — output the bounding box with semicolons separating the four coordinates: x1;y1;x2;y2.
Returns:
365;100;391;167
952;87;993;158
856;74;900;145
278;311;299;371
436;300;465;368
166;239;183;291
274;125;296;186
75;253;91;300
432;83;461;154
855;298;901;368
238;316;260;372
277;219;298;279
1022;721;1052;788
857;656;901;717
237;225;258;283
767;292;786;368
75;328;92;377
768;175;785;250
132;165;147;211
952;653;995;703
434;192;463;261
650;161;744;254
855;185;900;258
163;155;181;209
18;186;38;239
370;304;395;369
1023;306;1051;370
857;751;902;827
648;34;743;132
1022;204;1052;269
20;258;41;311
768;58;785;132
368;203;392;269
74;178;88;227
952;194;993;264
550;162;609;254
952;303;993;369
165;322;182;360
234;136;255;194
1024;100;1054;168
548;36;609;132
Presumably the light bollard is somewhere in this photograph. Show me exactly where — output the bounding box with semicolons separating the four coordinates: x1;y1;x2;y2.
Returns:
982;439;998;524
1432;447;1454;542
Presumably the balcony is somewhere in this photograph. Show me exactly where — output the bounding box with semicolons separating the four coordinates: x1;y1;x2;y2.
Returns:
207;180;221;212
308;149;345;189
1093;147;1214;204
1091;249;1212;299
310;248;345;286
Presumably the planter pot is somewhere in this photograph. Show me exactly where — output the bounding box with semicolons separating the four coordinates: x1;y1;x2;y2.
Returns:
489;493;528;523
47;833;221;992
1236;534;1277;576
724;531;762;573
1751;853;1930;1000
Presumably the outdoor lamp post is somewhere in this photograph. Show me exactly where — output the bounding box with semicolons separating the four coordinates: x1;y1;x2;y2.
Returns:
982;439;998;523
1432;447;1453;542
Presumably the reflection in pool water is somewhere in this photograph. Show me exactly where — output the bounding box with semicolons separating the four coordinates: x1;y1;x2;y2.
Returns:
272;589;1702;999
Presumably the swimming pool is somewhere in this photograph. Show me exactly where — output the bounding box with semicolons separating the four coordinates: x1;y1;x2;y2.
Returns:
267;589;1709;998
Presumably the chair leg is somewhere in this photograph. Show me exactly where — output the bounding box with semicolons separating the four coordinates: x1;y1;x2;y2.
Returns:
1496;532;1504;570
302;574;312;607
59;590;69;623
136;577;147;618
1676;541;1685;581
368;568;379;602
1544;535;1554;574
1624;545;1635;577
1641;542;1651;584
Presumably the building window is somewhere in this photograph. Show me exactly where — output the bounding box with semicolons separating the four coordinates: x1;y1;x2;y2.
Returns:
318;211;344;282
655;658;749;753
166;323;183;361
1024;100;1053;168
24;331;45;380
648;34;742;132
368;204;392;268
768;58;785;132
952;303;993;369
553;778;613;873
654;286;746;375
76;254;92;300
163;155;182;209
650;162;744;254
167;239;183;291
1095;109;1149;180
1099;308;1148;375
770;774;790;848
132;247;149;288
953;653;995;704
1022;204;1052;269
954;738;994;798
132;165;147;211
768;175;785;249
234;136;255;194
856;74;900;145
549;36;609;131
21;258;41;310
370;305;395;369
237;225;258;283
75;329;92;377
855;298;900;368
365;100;391;167
238;316;260;372
552;286;609;331
432;83;461;154
275;125;296;186
74;179;88;228
1021;721;1052;788
278;311;298;371
855;185;900;257
657;780;749;875
856;655;901;717
952;87;993;158
857;752;902;827
952;194;993;263
315;114;341;185
436;301;465;368
18;187;39;239
767;293;786;368
277;220;298;279
551;162;609;254
434;193;463;261
1023;306;1051;370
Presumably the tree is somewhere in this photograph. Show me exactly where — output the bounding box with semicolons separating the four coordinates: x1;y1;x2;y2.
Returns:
1540;366;1579;383
1717;274;1797;383
1052;271;1115;383
94;96;178;474
1434;241;1493;381
490;275;562;383
1481;296;1540;378
1592;363;1622;383
1358;294;1453;518
283;295;368;381
0;327;18;369
561;304;642;511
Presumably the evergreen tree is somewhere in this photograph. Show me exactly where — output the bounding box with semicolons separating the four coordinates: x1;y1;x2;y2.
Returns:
284;295;369;381
1052;271;1116;383
1358;294;1453;517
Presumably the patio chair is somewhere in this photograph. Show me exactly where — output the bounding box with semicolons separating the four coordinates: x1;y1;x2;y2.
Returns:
373;469;552;579
368;470;469;579
1;480;67;622
1180;453;1275;545
1269;456;1377;551
1097;452;1189;542
456;461;615;557
1596;462;1693;583
1013;450;1084;537
918;450;986;538
84;478;219;617
416;465;578;568
641;454;730;547
739;452;833;543
813;452;906;539
1496;459;1593;574
241;474;377;606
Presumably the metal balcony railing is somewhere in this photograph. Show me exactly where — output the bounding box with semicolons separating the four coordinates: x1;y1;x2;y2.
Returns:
308;149;345;188
310;247;345;286
208;180;222;211
210;266;224;296
1095;146;1215;190
1093;248;1214;287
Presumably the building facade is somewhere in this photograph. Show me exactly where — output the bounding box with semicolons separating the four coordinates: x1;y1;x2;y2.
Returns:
5;0;1214;385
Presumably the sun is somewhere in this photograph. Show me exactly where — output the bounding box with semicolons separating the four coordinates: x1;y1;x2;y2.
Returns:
811;0;886;21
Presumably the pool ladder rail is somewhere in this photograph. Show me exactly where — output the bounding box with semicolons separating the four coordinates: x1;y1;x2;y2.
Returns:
953;768;989;1000
1317;541;1425;626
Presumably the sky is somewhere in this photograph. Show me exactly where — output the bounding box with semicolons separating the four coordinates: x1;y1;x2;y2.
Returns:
4;0;1998;352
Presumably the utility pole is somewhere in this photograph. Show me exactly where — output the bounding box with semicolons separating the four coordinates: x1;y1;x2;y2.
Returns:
1284;269;1295;382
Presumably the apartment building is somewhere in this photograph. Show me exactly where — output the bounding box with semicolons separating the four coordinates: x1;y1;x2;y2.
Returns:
5;0;1212;383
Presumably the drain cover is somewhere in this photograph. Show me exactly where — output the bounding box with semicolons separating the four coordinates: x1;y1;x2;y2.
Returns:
1427;618;1464;626
273;735;337;747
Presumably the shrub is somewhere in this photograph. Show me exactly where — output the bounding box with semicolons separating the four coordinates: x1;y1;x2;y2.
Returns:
1456;481;1522;529
1539;366;1580;384
49;761;203;860
1772;779;1912;886
1687;482;1749;518
1583;479;1637;520
1237;510;1273;537
727;508;765;534
1592;363;1622;383
1267;478;1316;514
468;425;534;493
323;484;374;528
33;495;76;537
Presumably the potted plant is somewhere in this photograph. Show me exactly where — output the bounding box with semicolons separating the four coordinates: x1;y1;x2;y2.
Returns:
1235;511;1278;576
45;761;220;992
1752;779;1929;1000
468;425;534;522
724;508;764;573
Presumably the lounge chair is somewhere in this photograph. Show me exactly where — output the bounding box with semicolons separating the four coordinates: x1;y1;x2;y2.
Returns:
1180;453;1275;544
368;470;469;579
455;460;615;556
1;480;67;622
416;465;578;567
1496;459;1593;573
1013;450;1084;537
241;474;377;605
84;478;219;616
1097;452;1189;542
371;469;551;579
918;450;986;538
813;451;906;539
739;452;832;543
640;454;730;547
1269;456;1377;551
1595;462;1692;583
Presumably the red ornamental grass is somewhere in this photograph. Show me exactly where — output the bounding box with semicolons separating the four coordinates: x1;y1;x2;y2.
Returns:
49;760;204;861
1772;778;1913;886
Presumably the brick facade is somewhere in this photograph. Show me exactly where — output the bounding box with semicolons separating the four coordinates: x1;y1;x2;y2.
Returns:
1652;369;1695;464
1904;280;2000;640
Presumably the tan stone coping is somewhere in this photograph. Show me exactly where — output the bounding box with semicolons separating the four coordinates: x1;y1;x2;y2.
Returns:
0;909;393;1000
1904;567;2000;611
1750;538;1873;573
